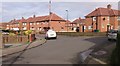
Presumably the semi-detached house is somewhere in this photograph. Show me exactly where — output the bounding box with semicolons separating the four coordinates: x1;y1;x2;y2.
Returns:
6;12;70;32
70;4;120;32
85;4;120;32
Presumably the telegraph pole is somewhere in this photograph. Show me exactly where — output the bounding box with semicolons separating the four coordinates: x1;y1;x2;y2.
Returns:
48;0;52;28
66;10;68;32
49;0;51;15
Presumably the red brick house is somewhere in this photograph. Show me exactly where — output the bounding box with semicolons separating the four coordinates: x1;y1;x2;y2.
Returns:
85;4;120;32
6;12;69;32
0;22;8;29
70;17;86;32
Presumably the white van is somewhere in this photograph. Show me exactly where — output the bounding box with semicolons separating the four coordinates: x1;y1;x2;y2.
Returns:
45;29;57;39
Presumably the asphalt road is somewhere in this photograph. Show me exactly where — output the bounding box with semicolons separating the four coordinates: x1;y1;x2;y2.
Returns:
2;35;115;64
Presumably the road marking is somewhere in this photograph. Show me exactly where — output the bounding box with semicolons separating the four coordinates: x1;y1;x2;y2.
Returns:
89;55;107;64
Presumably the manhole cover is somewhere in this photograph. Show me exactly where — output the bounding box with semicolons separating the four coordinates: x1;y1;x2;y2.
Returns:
94;50;107;56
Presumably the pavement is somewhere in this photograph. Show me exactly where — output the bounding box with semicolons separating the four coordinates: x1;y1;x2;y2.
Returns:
1;38;46;57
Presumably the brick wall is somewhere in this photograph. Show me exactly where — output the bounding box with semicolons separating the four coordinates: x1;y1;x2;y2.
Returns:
50;21;67;32
2;35;29;44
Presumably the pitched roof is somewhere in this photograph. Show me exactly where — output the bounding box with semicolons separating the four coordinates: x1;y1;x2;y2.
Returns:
20;18;27;22
22;12;66;22
71;18;85;24
86;8;120;17
8;12;66;23
41;12;66;22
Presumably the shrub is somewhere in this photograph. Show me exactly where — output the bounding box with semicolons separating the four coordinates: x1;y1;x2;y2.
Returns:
24;30;32;35
9;33;16;36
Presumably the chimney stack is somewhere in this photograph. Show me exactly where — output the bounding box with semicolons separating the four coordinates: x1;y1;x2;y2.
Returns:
107;4;112;9
14;19;16;21
22;17;24;19
33;15;36;18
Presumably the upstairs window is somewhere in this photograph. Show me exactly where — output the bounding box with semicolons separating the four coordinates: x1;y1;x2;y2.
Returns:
37;22;39;25
93;17;96;21
30;22;33;25
117;16;120;21
23;22;27;25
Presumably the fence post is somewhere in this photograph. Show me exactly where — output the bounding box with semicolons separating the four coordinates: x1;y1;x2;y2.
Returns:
29;34;32;42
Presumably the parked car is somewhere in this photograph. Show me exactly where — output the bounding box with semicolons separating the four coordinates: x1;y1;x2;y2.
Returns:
45;29;57;39
108;29;118;41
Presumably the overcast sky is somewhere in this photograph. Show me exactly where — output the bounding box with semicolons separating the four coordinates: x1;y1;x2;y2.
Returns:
1;0;120;22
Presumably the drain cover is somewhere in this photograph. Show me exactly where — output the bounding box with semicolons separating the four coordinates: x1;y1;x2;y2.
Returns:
94;50;107;56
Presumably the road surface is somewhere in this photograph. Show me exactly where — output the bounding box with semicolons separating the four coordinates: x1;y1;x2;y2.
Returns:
3;35;115;64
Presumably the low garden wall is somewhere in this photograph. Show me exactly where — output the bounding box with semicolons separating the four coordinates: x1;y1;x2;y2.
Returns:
2;35;29;44
1;34;36;49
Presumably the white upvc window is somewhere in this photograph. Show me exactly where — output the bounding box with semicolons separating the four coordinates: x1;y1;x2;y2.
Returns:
22;27;27;30
88;26;92;29
30;27;35;30
37;22;39;25
93;17;96;21
117;16;120;21
30;22;33;25
23;22;26;25
84;26;87;30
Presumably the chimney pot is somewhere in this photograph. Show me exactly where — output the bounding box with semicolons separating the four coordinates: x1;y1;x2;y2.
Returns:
22;17;24;19
14;19;16;21
107;4;111;9
33;15;36;18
